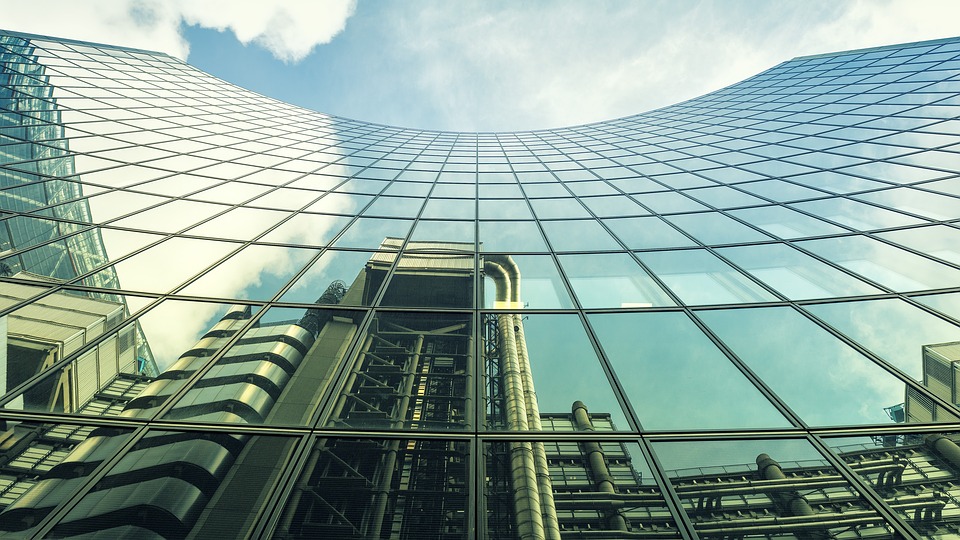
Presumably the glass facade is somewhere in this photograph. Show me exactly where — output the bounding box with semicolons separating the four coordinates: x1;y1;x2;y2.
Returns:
0;29;958;538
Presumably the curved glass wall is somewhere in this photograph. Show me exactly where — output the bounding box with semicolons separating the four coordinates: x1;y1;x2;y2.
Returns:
0;29;959;538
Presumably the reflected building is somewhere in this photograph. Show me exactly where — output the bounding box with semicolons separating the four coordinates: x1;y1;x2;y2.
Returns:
0;28;959;539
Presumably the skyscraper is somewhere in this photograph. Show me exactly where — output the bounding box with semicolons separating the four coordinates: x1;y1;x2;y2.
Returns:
0;28;959;538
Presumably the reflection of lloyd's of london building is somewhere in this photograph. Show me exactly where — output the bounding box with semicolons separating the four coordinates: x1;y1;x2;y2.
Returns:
5;29;960;540
0;241;655;538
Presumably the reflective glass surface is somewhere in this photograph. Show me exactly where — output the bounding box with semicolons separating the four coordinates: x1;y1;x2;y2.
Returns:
1;31;959;537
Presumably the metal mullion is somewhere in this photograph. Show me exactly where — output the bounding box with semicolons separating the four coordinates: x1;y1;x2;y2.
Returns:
249;433;322;539
635;436;701;539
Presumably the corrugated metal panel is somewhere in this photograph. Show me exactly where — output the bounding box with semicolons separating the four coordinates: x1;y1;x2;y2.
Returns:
97;335;118;392
75;350;99;407
10;319;83;347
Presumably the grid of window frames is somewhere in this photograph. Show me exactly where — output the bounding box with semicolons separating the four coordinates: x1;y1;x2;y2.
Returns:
0;29;958;538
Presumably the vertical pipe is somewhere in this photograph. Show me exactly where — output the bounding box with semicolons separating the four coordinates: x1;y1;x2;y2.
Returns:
573;401;627;531
485;258;545;539
756;453;830;540
515;315;560;540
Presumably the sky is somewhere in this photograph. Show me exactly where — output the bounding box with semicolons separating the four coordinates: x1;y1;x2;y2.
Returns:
4;1;960;131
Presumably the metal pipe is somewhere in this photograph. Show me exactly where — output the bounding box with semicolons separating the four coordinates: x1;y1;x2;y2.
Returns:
756;453;829;540
573;401;627;532
486;257;544;539
925;434;960;470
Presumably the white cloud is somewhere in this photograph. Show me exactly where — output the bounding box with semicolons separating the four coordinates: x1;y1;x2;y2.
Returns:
380;0;960;130
2;0;356;62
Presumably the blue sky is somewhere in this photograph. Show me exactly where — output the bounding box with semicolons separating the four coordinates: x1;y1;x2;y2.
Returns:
6;1;960;130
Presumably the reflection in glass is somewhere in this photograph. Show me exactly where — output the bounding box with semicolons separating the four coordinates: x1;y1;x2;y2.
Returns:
637;249;778;305
47;430;297;538
699;306;956;426
558;253;674;308
805;299;960;384
0;422;134;537
797;235;960;291
652;438;897;539
482;313;628;431
274;438;469;539
485;440;679;538
161;306;364;425
666;212;772;244
826;432;960;539
0;286;156;413
326;312;471;431
717;243;882;299
281;249;382;306
589;312;790;430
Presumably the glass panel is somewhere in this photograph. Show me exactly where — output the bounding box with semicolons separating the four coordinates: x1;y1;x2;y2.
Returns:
798;235;960;291
855;187;960;220
877;225;960;265
652;438;898;539
717;243;882;299
529;198;589;219
478;220;546;252
558;253;674;308
47;430;297;539
409;219;474;247
913;292;960;321
326;312;471;431
162;306;364;425
177;244;317;301
110;199;229;233
589;312;790;430
792;198;927;230
665;212;772;244
478;198;533;219
729;205;848;239
420;198;476;219
826;432;960;539
274;438;469;539
637;249;778;305
0;422;134;538
580;195;648;217
482;254;574;309
332;218;412;250
805;299;960;407
540;220;620;251
482;313;629;431
185;207;288;241
82;237;239;294
699;306;956;426
484;440;680;538
380;251;474;309
363;195;424;218
602;216;697;249
635;191;708;213
257;212;351;246
686;185;766;208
